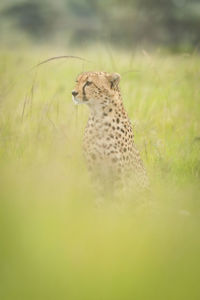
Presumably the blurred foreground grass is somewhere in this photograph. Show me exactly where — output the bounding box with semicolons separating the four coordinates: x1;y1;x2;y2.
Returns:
0;48;200;299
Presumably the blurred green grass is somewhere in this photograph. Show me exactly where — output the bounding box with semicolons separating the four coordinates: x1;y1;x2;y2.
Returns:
0;48;200;300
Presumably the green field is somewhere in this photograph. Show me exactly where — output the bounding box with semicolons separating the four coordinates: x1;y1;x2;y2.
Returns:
0;48;200;300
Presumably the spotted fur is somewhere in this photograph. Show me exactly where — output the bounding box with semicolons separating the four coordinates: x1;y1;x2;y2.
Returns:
72;71;148;191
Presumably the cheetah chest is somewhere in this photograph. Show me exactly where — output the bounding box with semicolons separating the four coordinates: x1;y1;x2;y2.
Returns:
83;113;135;172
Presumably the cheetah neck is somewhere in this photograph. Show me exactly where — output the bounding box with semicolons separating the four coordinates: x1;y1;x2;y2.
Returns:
88;91;125;119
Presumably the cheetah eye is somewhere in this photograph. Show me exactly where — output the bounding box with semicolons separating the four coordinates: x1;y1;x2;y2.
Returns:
86;80;92;86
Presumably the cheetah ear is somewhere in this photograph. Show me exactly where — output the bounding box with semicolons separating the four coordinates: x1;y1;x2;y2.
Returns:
107;73;121;89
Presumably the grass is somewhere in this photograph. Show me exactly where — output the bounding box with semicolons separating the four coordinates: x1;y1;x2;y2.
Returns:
0;47;200;300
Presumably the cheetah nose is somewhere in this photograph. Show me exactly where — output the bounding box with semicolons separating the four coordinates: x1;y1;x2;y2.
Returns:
72;90;78;97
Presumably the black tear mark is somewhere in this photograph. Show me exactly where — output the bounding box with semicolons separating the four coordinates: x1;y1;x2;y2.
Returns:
82;81;89;102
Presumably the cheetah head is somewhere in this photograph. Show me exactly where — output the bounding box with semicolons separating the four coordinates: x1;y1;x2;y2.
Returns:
72;71;121;107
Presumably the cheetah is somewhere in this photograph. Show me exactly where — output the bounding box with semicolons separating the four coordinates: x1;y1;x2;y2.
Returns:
72;71;148;191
